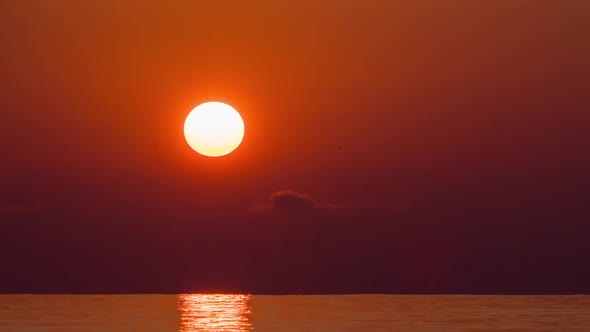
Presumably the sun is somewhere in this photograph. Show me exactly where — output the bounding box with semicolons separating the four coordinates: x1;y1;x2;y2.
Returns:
184;102;245;157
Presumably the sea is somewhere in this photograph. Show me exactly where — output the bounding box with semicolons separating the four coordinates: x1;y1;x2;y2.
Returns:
0;294;588;331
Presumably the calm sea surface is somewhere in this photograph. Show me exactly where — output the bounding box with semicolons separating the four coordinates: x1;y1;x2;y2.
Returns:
0;295;588;331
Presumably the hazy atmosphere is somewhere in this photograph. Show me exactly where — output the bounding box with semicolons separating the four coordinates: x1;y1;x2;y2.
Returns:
1;1;589;294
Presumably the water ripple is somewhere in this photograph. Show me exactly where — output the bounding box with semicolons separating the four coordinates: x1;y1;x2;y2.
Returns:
177;294;252;331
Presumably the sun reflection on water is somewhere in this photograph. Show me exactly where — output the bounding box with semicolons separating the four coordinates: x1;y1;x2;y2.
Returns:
177;294;252;332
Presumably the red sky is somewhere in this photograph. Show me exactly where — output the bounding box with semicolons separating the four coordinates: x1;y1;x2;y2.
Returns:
1;1;589;293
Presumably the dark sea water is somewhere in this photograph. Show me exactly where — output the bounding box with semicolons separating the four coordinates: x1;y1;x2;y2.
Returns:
0;294;588;331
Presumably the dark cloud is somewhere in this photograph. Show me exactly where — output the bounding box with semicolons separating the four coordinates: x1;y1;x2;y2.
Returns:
269;190;317;211
250;190;386;213
250;190;320;212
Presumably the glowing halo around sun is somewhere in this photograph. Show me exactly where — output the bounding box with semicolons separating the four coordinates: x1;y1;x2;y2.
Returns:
184;102;245;157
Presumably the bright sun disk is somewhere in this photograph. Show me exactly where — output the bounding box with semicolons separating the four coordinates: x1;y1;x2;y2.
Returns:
184;102;244;157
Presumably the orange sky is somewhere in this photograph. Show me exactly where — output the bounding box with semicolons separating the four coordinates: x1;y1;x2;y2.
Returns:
1;1;589;293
